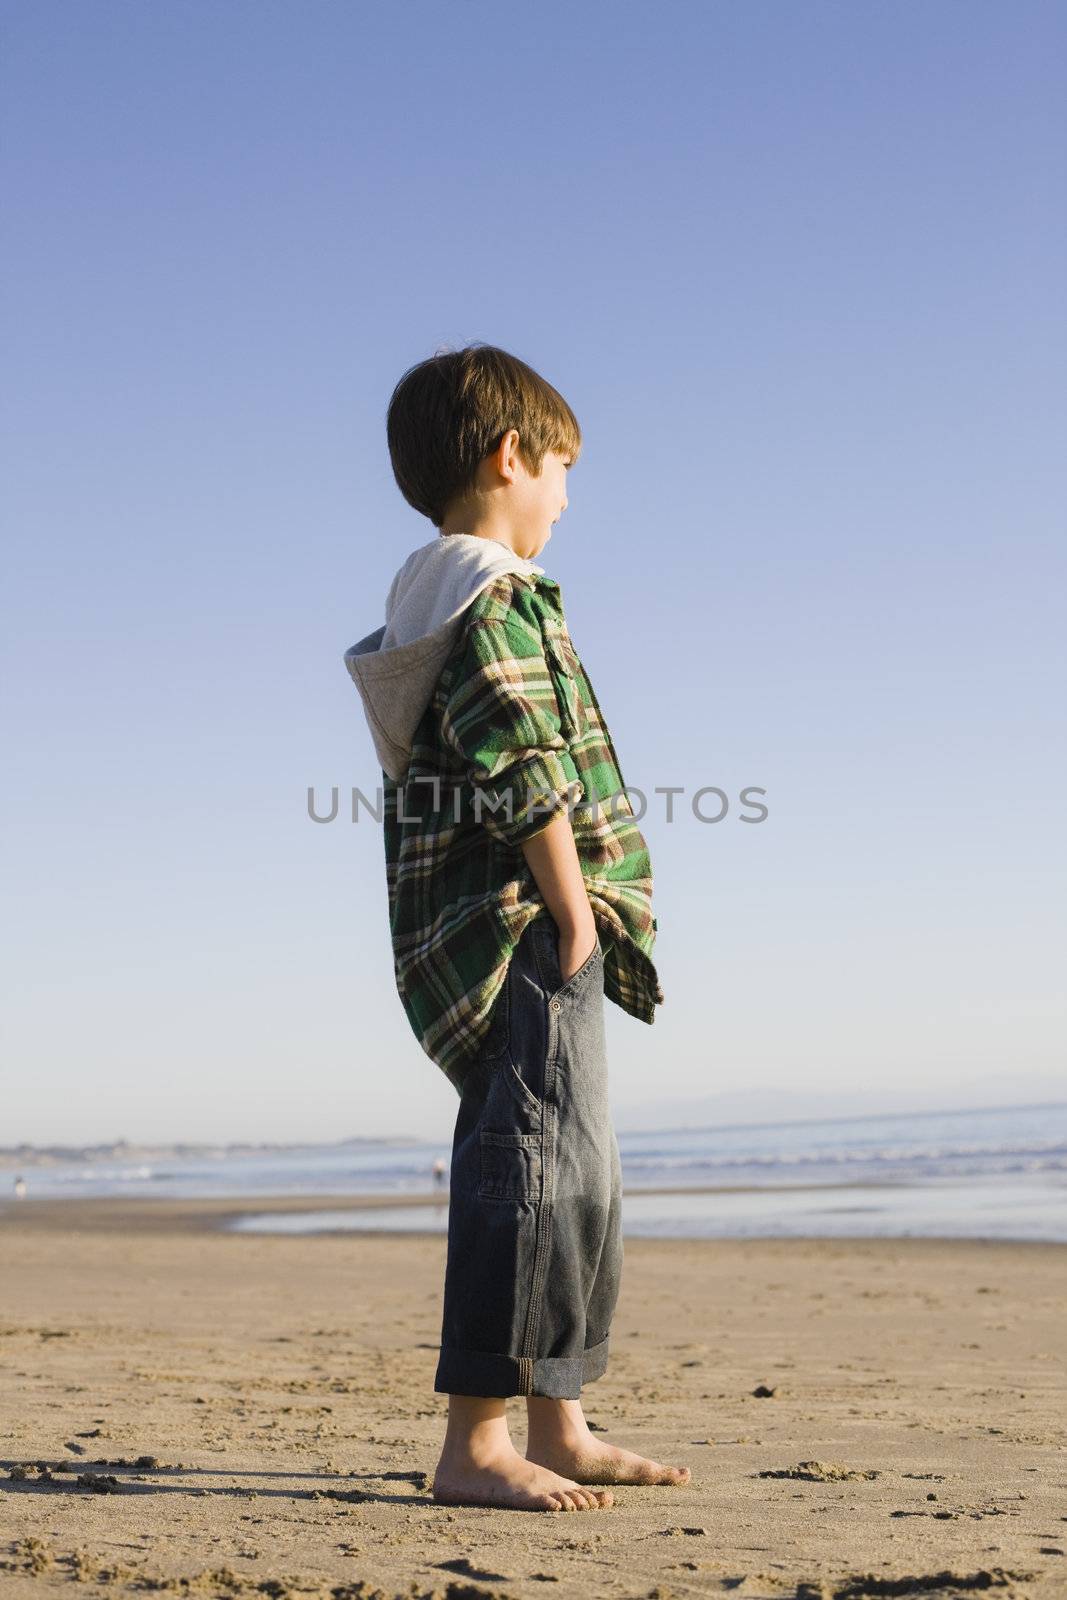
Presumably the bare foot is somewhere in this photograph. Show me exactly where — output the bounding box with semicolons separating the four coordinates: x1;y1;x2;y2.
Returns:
432;1439;615;1512
525;1427;691;1487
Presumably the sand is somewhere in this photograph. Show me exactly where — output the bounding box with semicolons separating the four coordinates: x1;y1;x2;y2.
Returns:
0;1193;1064;1599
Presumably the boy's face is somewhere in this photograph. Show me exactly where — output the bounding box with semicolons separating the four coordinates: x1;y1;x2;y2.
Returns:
513;446;571;561
447;431;572;558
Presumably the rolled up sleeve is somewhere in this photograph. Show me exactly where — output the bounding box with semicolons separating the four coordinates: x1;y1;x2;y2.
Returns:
442;610;584;849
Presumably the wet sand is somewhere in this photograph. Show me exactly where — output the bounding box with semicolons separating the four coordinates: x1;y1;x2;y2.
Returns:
1;1193;1064;1598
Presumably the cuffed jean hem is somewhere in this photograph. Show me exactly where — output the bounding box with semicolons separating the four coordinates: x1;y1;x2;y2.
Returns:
433;1333;610;1400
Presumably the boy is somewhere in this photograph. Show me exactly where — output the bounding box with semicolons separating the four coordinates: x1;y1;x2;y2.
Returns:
344;344;689;1512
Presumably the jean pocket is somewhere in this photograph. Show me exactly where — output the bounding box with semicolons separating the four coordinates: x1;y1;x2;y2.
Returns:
482;1045;544;1136
477;1130;543;1204
497;1054;545;1120
568;931;604;988
538;926;604;1008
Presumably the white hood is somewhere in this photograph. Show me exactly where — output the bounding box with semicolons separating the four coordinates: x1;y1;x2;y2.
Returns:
343;532;544;783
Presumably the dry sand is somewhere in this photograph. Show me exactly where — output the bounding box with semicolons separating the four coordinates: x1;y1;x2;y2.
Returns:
0;1193;1064;1599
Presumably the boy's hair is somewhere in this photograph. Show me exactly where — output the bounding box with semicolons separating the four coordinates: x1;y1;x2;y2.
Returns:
386;343;582;528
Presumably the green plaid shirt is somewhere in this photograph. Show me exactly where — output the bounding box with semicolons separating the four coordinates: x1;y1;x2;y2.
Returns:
381;568;663;1094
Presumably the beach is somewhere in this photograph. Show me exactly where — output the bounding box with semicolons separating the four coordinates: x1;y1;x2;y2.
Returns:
1;1194;1064;1599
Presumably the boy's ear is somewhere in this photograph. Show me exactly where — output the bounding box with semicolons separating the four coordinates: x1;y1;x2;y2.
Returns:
494;429;527;484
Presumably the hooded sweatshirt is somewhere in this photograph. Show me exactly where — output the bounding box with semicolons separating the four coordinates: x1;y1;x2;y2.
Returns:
343;533;545;783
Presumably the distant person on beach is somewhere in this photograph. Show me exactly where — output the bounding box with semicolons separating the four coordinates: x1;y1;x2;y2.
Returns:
13;1175;27;1200
344;343;685;1512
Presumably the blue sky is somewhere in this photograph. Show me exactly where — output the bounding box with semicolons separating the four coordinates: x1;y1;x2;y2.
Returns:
4;0;1064;1144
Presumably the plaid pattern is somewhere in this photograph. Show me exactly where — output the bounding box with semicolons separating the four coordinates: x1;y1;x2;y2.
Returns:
380;568;664;1094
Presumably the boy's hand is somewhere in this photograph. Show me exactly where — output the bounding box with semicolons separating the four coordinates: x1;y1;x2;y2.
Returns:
519;810;598;984
556;919;600;984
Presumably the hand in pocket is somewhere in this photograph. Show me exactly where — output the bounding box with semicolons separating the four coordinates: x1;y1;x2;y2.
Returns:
557;922;599;984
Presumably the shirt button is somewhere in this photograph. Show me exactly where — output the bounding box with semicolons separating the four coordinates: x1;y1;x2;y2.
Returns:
551;1000;562;1012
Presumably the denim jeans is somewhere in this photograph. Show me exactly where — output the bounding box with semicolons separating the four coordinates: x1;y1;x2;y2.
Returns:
434;914;623;1399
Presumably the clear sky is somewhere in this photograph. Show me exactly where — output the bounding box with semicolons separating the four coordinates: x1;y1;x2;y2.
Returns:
4;1;1064;1145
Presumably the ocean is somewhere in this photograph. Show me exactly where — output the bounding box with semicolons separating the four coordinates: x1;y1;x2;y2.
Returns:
8;1101;1066;1243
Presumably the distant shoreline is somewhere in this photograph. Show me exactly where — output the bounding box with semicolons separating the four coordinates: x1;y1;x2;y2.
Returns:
4;1097;1066;1168
4;1184;1066;1245
0;1137;415;1169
